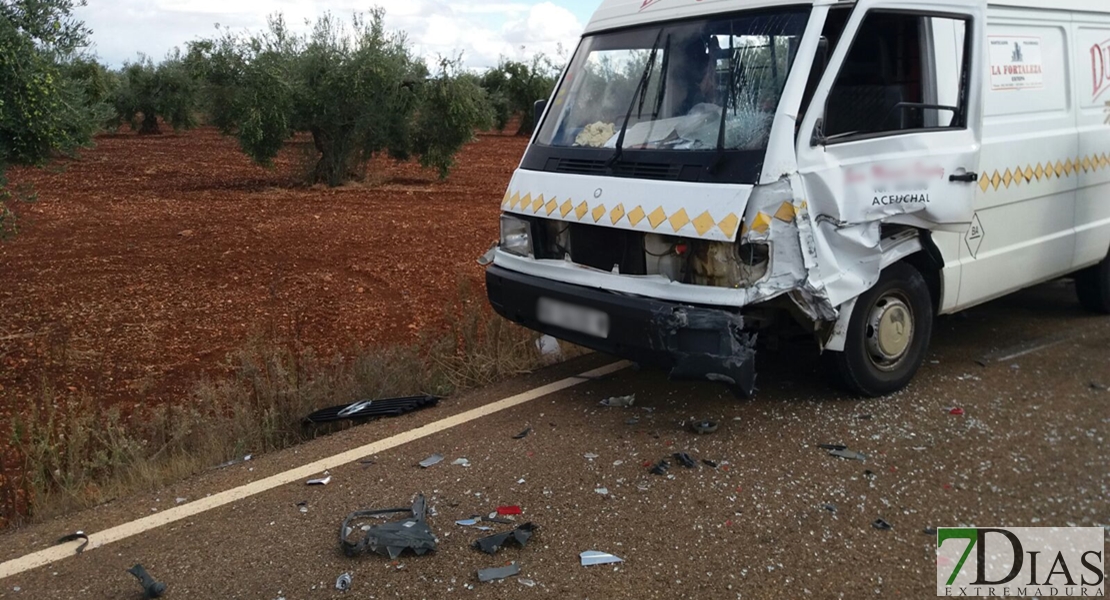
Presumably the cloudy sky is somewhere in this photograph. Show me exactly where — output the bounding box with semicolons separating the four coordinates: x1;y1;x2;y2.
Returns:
77;0;599;69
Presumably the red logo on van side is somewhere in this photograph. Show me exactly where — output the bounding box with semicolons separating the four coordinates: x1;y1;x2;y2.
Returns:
1091;39;1110;100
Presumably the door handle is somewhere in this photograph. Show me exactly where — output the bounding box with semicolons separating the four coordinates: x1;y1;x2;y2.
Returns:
949;172;979;183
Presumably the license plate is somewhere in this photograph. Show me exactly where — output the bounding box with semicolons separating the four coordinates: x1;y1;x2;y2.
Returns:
536;297;610;339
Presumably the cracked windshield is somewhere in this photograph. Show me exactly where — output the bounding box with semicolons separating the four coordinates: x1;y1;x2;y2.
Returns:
536;9;810;152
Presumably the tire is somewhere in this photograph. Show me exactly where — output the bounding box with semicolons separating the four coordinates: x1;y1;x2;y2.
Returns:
829;262;934;397
1075;253;1110;314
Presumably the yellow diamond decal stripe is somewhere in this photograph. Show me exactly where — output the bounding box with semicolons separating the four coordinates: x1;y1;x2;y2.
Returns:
751;212;773;234
610;204;626;224
560;199;573;218
592;204;607;223
774;202;796;222
509;191;521;209
520;193;532;211
575;201;589;220
718;214;740;238
979;173;991;193
532;194;545;212
692;211;716;236
647;207;667;230
627;206;646;226
991;171;1002;189
545;198;558;215
668;208;690;232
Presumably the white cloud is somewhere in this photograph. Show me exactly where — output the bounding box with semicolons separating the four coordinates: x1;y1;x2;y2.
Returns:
75;0;583;70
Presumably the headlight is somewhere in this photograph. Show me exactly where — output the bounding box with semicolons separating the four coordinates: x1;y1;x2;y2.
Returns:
500;214;533;257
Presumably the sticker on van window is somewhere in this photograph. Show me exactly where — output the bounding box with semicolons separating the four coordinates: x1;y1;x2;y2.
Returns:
989;36;1044;91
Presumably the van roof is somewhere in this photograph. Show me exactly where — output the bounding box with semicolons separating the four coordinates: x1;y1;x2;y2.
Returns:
585;0;1110;35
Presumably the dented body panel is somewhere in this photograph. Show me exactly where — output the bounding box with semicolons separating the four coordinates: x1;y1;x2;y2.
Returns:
487;0;1110;392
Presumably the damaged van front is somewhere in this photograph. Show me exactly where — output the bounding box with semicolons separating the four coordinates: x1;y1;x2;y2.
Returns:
486;0;987;396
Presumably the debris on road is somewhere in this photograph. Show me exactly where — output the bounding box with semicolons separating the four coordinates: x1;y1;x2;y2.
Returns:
594;487;609;495
519;578;537;587
451;458;470;467
419;454;445;468
56;531;89;554
872;519;893;531
924;527;938;535
456;518;481;527
496;505;522;516
830;445;861;461
478;562;521;582
307;475;332;486
857;414;873;420
512;428;531;439
600;394;635;408
304;395;440;424
213;454;252;470
823;504;837;513
580;550;623;566
583;453;599;460
1090;381;1109;392
625;417;640;425
689;420;718;434
649;459;670;475
127;564;167;599
948;407;965;416
340;494;437;560
818;444;847;451
335;573;352;592
473;523;537;554
672;452;697;469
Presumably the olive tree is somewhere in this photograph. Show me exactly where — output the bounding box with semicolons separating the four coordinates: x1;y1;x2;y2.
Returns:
480;55;560;135
204;10;493;186
0;0;98;236
111;51;200;134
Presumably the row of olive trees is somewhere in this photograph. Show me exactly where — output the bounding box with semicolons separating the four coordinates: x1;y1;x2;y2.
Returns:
2;3;561;203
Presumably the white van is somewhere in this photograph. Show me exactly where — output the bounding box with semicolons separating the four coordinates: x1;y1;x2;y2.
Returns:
485;0;1110;396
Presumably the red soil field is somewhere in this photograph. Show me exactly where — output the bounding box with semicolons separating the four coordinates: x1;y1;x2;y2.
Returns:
0;128;528;418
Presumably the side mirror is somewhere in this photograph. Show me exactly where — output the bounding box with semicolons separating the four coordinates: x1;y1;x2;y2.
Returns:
533;99;548;131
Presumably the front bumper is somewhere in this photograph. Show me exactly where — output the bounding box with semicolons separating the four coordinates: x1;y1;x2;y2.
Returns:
486;265;757;395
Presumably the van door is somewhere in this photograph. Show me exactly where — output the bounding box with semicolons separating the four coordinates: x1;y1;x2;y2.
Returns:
957;10;1078;308
794;0;985;306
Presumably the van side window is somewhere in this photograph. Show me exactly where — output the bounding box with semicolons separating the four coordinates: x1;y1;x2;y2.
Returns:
799;7;852;125
823;12;969;141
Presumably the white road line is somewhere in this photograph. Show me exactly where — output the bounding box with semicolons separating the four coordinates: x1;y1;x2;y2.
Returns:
0;361;629;580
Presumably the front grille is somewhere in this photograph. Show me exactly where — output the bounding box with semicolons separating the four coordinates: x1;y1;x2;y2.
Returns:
548;158;682;181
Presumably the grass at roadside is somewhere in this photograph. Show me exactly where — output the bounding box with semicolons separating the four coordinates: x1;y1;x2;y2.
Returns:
1;281;562;525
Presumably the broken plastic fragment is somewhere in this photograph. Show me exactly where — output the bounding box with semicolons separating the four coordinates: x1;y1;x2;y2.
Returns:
580;550;623;566
649;459;670;476
924;527;938;535
335;573;352;592
518;578;536;587
496;505;522;516
456;519;480;527
823;503;837;513
127;564;167;599
512;428;531;440
305;395;439;424
594;487;609;496
689;420;718;435
948;407;965;416
600;394;635;408
827;449;866;462
56;531;89;554
701;459;718;468
419;454;444;468
339;494;437;559
672;453;697;469
583;453;599;460
477;562;521;582
451;458;470;467
307;475;332;486
872;518;893;531
473;523;537;554
818;444;848;451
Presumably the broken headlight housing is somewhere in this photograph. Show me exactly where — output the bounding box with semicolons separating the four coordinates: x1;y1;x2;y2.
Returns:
500;214;533;257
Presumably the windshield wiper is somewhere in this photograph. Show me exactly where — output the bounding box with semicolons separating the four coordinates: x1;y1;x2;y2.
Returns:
608;29;665;170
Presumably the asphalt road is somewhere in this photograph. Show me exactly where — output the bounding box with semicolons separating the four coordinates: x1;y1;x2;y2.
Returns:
1;280;1108;599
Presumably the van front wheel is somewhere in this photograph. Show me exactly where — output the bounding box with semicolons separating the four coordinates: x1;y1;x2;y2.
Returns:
1075;254;1110;314
829;262;934;397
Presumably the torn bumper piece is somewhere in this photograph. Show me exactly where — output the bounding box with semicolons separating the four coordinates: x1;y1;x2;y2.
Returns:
486;266;757;395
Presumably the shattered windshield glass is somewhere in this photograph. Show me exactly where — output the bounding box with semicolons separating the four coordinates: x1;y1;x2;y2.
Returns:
535;9;810;152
